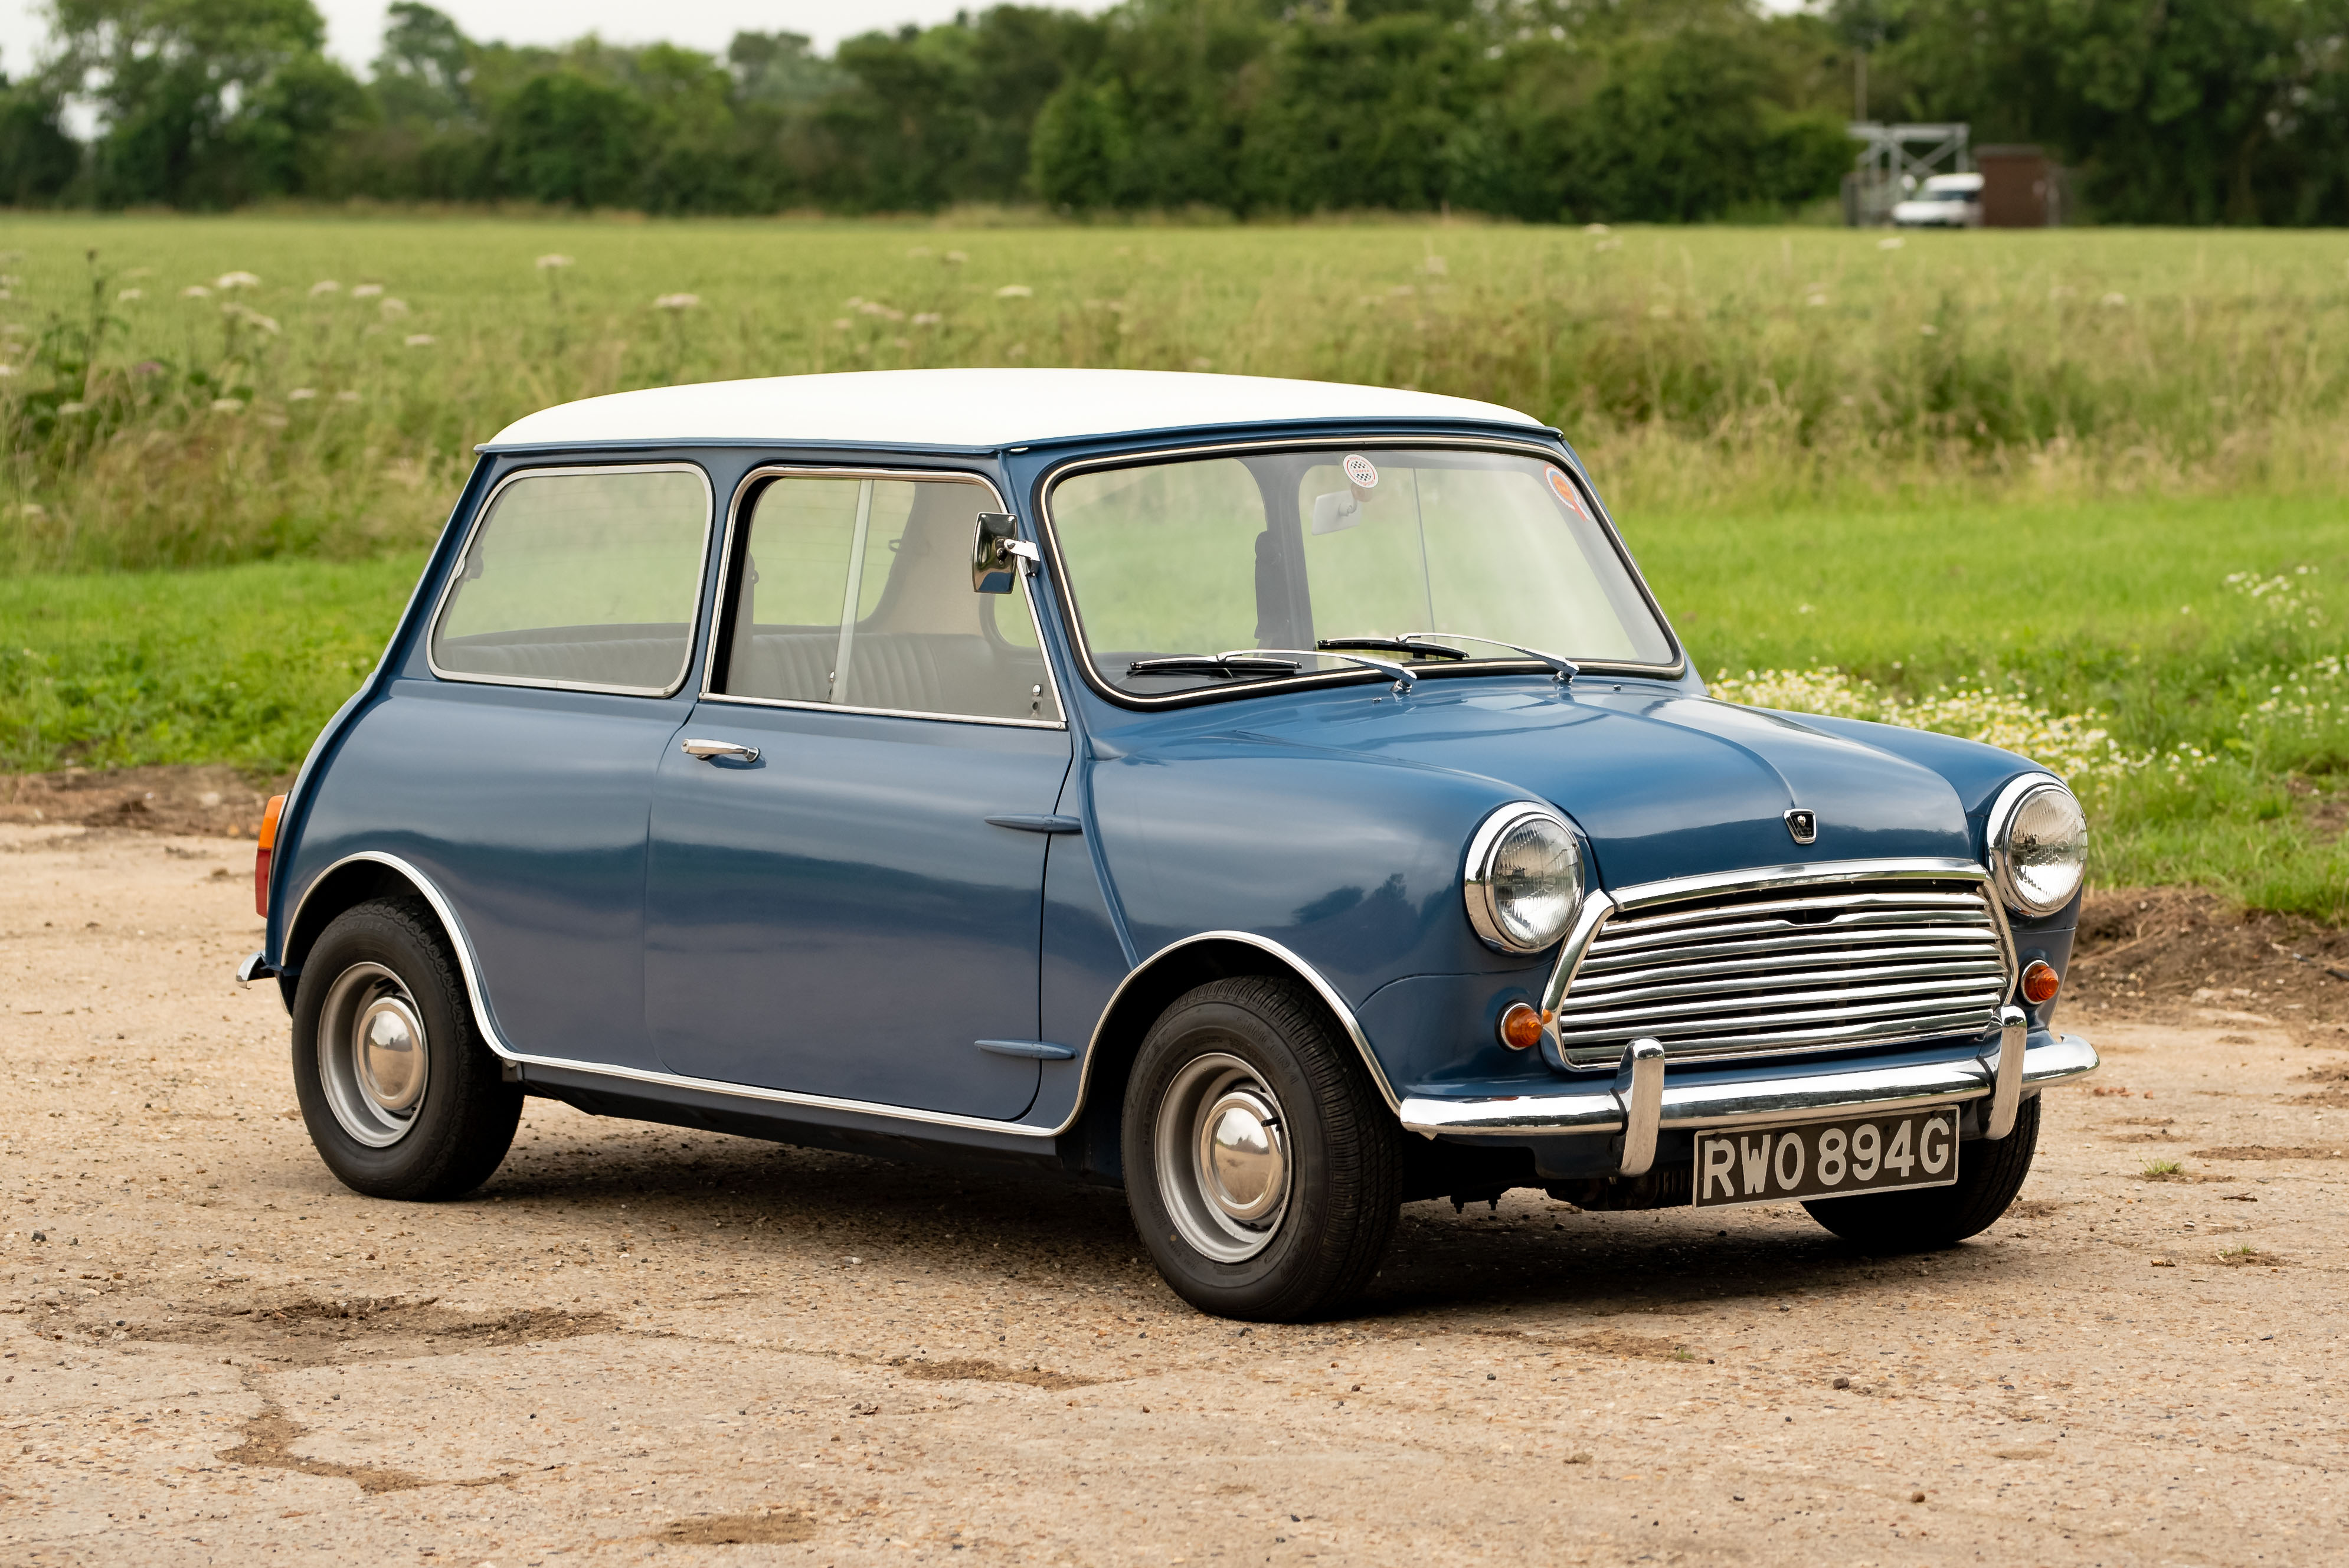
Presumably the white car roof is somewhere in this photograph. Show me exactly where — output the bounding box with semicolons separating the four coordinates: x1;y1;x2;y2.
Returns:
481;368;1543;451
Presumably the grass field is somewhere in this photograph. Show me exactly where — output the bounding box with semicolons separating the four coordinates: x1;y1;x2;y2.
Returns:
1;215;2344;915
1;215;2345;570
8;487;2345;915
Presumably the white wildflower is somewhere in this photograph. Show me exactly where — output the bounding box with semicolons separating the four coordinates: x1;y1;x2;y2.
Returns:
351;284;384;299
335;390;362;402
911;312;941;327
831;318;852;332
536;254;574;270
0;365;14;378
994;284;1033;299
1877;237;1905;251
653;293;700;311
181;285;212;299
116;288;143;302
1919;323;1939;335
379;297;409;318
404;333;436;347
215;271;260;290
1806;293;1828;307
943;250;967;266
209;398;243;413
1582;222;1610;235
907;246;933;259
288;388;319;401
2101;292;2127;308
309;280;341;295
1188;357;1213;371
1423;254;1448;276
1594;237;1622;253
57;401;87;415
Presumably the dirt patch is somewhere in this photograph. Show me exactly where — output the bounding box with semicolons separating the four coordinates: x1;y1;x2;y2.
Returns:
654;1511;820;1545
216;1391;433;1494
1;764;286;837
1993;1446;2060;1461
125;1294;619;1367
889;1356;1097;1392
2192;1145;2348;1161
2007;1199;2071;1219
2215;1249;2288;1268
2067;888;2349;1042
1568;1330;1697;1362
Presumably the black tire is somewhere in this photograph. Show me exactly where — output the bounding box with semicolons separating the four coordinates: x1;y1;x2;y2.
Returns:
1802;1094;2040;1249
1122;976;1403;1322
290;898;522;1201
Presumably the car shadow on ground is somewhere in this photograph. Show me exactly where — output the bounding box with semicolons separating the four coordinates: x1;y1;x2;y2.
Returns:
463;1115;2026;1325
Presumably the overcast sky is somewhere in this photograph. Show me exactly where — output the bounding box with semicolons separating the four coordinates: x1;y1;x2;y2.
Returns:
0;0;1101;79
1;0;1810;82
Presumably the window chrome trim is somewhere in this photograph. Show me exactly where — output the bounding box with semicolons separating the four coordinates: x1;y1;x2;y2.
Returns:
696;462;1069;731
423;461;717;699
1984;772;2079;917
1538;857;2020;1068
1031;433;1687;712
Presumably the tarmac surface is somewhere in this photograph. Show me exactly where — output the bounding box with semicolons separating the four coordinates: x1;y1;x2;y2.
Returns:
2;823;2344;1565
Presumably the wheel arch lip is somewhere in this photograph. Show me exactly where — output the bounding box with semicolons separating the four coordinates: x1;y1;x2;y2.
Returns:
280;852;1396;1141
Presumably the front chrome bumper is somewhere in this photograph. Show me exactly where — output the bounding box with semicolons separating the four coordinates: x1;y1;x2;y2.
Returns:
1398;1027;2097;1141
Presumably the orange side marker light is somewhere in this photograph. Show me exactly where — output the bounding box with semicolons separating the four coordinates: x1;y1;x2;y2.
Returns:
2020;960;2060;1006
254;793;287;918
1497;1002;1548;1052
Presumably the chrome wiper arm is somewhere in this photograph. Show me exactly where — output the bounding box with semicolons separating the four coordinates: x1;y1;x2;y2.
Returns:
1391;631;1579;684
1241;648;1419;689
1124;652;1302;679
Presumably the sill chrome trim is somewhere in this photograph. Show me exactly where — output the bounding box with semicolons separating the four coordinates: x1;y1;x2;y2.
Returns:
285;854;1388;1142
423;461;718;700
1399;1031;2099;1138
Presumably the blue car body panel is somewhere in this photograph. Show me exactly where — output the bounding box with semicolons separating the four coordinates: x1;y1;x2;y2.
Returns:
262;414;2085;1180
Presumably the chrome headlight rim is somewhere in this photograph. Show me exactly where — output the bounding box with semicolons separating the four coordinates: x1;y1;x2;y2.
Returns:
1464;802;1585;954
1986;773;2088;918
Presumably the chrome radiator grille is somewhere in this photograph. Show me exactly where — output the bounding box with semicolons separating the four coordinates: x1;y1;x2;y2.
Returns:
1552;880;2010;1068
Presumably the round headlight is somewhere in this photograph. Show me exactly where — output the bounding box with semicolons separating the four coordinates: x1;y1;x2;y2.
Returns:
1465;804;1584;952
1988;776;2088;916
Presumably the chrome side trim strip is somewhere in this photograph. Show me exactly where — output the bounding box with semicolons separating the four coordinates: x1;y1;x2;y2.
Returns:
284;853;1389;1141
1398;1032;2099;1138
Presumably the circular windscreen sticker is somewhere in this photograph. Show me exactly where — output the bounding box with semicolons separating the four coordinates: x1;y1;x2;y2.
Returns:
1545;465;1591;521
1342;453;1379;489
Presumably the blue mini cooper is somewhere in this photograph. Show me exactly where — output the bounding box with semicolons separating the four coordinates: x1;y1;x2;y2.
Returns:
243;368;2096;1321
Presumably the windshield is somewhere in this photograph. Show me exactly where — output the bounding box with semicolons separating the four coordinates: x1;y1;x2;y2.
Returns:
1046;446;1675;698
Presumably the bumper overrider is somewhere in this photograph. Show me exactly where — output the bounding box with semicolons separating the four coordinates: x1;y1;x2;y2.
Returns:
1402;857;2099;1176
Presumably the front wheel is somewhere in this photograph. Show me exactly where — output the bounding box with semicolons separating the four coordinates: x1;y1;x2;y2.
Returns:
290;898;522;1201
1123;977;1402;1322
1802;1094;2040;1249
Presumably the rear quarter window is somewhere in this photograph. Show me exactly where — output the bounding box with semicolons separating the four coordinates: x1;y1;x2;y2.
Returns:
430;465;712;694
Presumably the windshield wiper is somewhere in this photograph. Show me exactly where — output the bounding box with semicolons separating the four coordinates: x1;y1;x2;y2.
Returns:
1124;653;1301;679
1319;632;1579;684
1123;648;1420;690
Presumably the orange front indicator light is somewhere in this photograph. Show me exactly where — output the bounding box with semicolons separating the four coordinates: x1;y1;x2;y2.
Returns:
254;793;287;918
1497;1001;1548;1052
2020;960;2060;1006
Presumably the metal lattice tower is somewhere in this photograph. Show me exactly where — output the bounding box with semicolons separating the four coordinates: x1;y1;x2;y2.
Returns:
1844;123;1971;226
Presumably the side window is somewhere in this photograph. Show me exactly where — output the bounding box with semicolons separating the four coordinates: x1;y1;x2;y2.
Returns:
431;466;711;693
717;474;1059;724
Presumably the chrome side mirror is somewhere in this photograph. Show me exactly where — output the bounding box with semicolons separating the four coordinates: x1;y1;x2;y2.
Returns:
971;511;1037;594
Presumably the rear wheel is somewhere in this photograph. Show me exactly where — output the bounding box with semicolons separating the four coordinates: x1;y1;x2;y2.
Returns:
291;898;522;1201
1123;977;1402;1322
1802;1094;2040;1249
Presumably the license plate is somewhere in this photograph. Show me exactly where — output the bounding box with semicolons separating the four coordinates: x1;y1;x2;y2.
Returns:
1692;1108;1961;1209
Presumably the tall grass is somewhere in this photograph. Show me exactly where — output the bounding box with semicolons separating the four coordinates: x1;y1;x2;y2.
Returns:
2;216;2347;571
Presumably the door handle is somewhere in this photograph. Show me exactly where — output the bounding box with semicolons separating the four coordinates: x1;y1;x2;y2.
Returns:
681;738;760;764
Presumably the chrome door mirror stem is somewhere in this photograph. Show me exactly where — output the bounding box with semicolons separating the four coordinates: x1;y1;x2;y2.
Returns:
1613;1037;1666;1177
1985;1005;2027;1139
971;512;1036;593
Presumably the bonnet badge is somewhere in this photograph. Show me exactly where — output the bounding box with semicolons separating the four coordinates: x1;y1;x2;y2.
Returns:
1785;808;1818;846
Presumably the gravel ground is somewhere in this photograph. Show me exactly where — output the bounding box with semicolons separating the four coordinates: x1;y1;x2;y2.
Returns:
2;824;2345;1567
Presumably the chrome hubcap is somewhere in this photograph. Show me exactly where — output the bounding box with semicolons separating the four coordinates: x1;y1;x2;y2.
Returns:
1157;1053;1290;1262
318;962;429;1147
